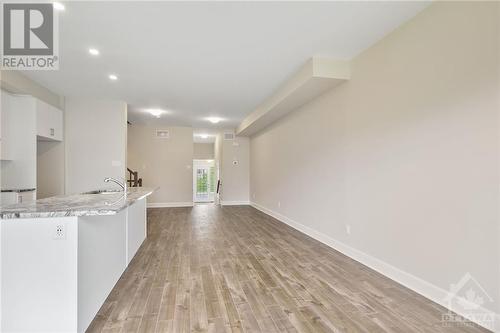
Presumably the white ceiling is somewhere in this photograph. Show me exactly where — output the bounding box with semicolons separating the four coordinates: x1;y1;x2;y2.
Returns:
24;1;429;130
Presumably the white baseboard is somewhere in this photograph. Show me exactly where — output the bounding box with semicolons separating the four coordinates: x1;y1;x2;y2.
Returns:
250;202;499;333
147;202;193;208
220;200;250;206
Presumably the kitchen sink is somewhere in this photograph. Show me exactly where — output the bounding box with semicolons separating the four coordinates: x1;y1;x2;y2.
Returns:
82;189;123;195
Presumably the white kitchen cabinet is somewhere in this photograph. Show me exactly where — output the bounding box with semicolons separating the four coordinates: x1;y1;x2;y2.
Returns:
0;90;13;160
0;192;17;206
0;93;37;191
0;190;36;205
36;99;63;141
17;190;36;203
0;193;151;333
126;199;147;264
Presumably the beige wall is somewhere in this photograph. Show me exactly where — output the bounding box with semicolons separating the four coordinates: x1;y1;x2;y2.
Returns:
221;136;250;204
128;125;193;206
37;142;65;198
193;143;214;160
250;1;499;316
65;99;127;194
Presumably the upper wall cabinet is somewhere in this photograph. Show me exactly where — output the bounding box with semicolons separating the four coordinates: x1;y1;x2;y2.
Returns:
1;90;13;160
36;99;63;141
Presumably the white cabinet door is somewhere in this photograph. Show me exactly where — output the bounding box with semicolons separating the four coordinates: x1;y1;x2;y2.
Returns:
50;105;63;141
36;100;51;138
0;90;13;160
17;191;36;203
126;199;147;264
36;99;63;141
0;192;17;206
0;94;37;190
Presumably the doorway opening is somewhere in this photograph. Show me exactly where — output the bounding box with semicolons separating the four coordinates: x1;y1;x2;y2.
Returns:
193;159;216;203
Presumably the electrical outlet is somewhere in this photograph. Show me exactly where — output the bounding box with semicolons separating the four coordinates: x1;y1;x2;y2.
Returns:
278;201;281;208
54;224;66;240
252;193;256;199
346;225;351;235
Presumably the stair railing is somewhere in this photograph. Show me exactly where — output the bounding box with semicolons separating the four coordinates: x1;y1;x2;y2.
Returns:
127;168;143;187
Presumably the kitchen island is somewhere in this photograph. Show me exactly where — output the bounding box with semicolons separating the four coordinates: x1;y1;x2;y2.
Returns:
0;187;155;333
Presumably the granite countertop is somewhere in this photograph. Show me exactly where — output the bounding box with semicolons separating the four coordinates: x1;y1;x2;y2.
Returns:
0;187;155;220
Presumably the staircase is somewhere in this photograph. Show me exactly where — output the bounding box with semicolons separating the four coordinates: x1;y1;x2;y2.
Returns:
127;168;143;187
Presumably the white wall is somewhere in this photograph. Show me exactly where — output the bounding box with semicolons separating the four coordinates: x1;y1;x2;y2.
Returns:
65;99;127;194
214;133;223;204
193;143;214;160
127;125;193;206
250;0;499;319
220;136;250;205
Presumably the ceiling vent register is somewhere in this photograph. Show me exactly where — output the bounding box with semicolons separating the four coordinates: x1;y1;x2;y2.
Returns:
156;130;170;139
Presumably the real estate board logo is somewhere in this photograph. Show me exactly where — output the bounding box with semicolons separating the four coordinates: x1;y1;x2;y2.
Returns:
441;273;496;330
1;2;59;70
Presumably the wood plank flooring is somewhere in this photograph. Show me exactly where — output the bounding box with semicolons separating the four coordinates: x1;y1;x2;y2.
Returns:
87;205;489;333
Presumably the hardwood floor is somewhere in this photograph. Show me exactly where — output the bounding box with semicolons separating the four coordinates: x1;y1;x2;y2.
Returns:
87;205;489;333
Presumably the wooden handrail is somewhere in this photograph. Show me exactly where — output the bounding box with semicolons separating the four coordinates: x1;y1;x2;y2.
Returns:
127;168;142;187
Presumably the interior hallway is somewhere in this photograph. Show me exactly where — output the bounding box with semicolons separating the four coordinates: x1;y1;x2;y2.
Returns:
87;205;488;333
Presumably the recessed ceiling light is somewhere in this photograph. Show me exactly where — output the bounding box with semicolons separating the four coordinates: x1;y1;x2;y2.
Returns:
200;134;209;139
53;2;65;11
146;109;166;118
108;74;118;81
88;48;99;56
206;117;222;124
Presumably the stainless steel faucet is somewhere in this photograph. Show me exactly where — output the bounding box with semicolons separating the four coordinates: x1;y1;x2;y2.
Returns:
104;177;127;194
